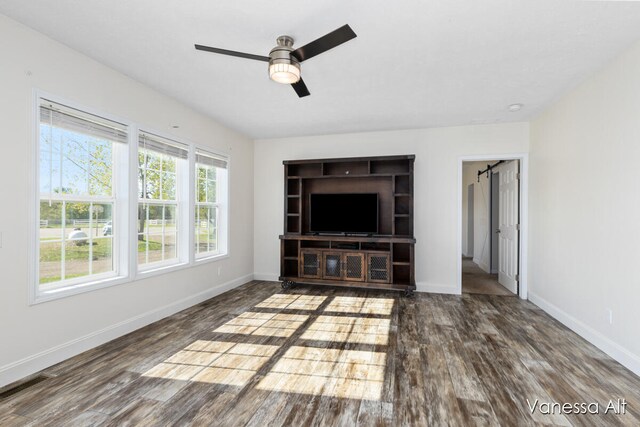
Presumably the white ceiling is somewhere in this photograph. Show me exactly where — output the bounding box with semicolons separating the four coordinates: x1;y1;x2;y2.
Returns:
2;1;640;139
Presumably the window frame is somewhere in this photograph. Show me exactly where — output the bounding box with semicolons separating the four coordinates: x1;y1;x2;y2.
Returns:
194;148;230;261
30;91;133;304
30;90;231;305
136;130;190;273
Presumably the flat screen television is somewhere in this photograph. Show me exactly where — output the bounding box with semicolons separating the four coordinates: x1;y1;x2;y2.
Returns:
309;193;378;234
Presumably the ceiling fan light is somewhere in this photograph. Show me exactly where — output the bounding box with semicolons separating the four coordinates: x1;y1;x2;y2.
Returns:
269;62;301;84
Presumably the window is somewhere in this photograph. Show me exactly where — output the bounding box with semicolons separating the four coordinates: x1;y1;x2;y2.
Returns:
37;99;127;290
138;132;188;269
195;149;228;259
34;93;231;303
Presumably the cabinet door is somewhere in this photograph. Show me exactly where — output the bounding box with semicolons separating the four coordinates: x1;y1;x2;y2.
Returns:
367;253;391;283
300;250;322;278
344;252;366;282
323;252;342;280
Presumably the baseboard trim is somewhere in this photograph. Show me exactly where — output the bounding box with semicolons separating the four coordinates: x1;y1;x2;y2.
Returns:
253;273;280;282
529;292;640;377
416;282;459;295
0;273;254;388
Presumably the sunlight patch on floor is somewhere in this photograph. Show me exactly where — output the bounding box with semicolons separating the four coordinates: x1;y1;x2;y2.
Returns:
300;316;391;345
254;293;327;310
257;346;386;400
142;293;393;395
213;312;309;337
324;296;394;315
142;340;279;387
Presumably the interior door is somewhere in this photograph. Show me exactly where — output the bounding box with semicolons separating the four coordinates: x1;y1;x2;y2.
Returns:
496;161;519;293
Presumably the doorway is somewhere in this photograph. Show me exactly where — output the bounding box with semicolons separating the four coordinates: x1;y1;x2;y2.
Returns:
459;158;523;297
467;183;474;258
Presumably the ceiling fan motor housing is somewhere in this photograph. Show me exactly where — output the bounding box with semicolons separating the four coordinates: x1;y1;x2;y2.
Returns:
269;35;301;84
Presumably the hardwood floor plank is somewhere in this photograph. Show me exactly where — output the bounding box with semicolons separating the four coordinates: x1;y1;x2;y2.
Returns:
0;413;35;427
392;297;429;426
420;341;466;426
98;398;161;427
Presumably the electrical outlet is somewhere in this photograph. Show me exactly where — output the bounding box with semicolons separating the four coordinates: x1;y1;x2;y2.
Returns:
607;308;613;325
217;267;221;276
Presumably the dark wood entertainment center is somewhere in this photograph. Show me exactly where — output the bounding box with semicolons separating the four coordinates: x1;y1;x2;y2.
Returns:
279;155;416;295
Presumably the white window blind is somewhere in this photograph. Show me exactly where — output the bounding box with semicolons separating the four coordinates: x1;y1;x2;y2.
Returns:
40;101;127;144
139;132;189;159
196;150;228;169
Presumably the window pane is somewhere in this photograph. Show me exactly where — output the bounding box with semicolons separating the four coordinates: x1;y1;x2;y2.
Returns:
161;172;176;200
197;166;206;181
137;202;178;267
195;206;207;254
40;201;63;242
65;202;91;243
197;176;207;203
136;204;147;235
162;155;176;173
88;141;113;196
137;243;146;264
146;151;161;171
141;168;161;200
164;232;177;260
64;237;91;280
139;149;178;202
39;241;62;284
61;136;89;195
206;178;216;203
148;204;164;230
39;125;61;195
137;203;154;265
145;234;164;263
52;202;115;282
195;206;218;256
93;237;113;274
91;203;113;237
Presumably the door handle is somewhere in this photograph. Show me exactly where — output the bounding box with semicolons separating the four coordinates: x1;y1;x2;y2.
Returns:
496;229;501;234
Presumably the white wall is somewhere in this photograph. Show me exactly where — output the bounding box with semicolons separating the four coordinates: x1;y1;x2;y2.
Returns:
0;15;254;387
529;39;640;375
254;123;529;293
462;161;492;272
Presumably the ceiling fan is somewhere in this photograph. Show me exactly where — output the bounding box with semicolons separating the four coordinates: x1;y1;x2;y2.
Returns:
195;24;357;98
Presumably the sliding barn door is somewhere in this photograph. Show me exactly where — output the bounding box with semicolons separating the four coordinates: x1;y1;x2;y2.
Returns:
496;160;519;293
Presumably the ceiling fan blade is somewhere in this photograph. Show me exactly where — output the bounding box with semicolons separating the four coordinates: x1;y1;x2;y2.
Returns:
194;44;269;62
291;25;356;62
291;78;310;98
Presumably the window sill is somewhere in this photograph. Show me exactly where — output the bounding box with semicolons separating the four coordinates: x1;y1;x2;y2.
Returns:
195;253;229;265
32;274;131;304
30;253;229;305
135;260;191;280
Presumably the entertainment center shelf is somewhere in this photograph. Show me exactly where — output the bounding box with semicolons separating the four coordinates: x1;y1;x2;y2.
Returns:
280;155;416;294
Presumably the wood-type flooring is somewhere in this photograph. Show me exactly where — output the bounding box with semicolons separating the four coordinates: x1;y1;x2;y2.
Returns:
1;280;639;426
